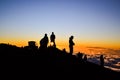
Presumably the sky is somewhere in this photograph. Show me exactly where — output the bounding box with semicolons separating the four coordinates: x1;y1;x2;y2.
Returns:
0;0;120;53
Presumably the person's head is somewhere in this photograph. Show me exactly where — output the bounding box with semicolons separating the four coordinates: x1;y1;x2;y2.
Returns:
52;32;54;34
101;55;103;57
45;33;47;37
70;36;74;39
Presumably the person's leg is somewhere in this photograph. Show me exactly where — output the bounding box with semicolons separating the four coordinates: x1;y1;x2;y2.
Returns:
53;41;56;47
71;46;73;54
70;46;73;55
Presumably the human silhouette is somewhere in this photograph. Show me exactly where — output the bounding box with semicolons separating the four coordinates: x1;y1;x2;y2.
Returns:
100;55;104;67
69;36;75;55
39;34;49;50
77;52;83;61
62;48;67;53
50;32;56;47
83;54;87;62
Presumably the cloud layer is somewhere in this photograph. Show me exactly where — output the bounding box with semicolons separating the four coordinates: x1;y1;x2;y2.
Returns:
83;47;120;72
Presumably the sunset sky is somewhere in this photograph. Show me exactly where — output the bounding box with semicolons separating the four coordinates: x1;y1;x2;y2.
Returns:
0;0;120;53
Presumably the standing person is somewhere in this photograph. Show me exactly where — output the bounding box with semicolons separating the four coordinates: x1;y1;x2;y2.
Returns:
44;33;49;48
69;36;75;55
100;55;104;67
83;54;87;62
40;33;49;49
50;32;56;47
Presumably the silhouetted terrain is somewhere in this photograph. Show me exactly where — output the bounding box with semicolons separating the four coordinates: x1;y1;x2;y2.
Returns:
0;43;120;80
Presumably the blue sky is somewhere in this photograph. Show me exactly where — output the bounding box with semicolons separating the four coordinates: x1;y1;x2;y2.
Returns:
0;0;120;49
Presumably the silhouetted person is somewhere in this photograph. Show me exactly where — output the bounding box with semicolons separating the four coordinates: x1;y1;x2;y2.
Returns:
69;36;75;55
77;52;83;61
40;34;49;50
100;55;104;67
62;48;67;53
83;54;87;62
50;32;56;47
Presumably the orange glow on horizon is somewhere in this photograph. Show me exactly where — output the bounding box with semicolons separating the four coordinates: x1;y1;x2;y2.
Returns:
0;38;120;55
1;40;120;48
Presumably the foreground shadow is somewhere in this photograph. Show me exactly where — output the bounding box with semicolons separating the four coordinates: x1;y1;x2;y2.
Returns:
0;43;119;80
